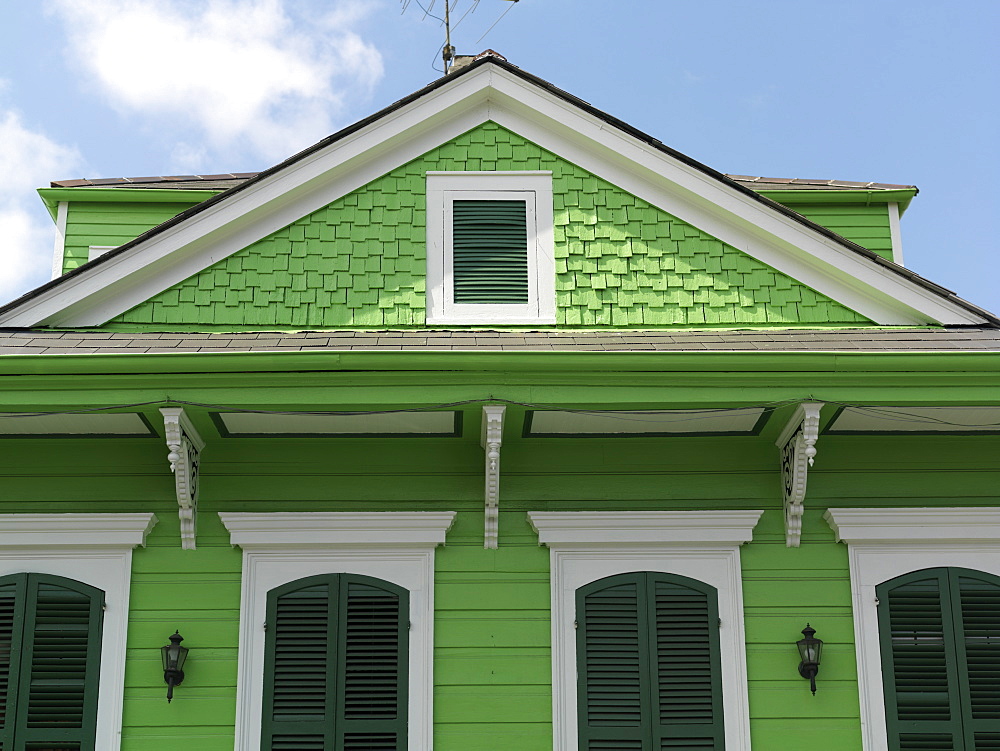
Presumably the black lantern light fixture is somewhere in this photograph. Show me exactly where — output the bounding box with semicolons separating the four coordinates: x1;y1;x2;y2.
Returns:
161;631;189;703
796;624;823;695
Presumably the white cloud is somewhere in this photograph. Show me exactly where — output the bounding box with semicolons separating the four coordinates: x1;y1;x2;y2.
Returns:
47;0;385;167
0;106;81;304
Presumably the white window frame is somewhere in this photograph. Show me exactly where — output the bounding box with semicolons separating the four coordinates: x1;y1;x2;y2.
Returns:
426;171;555;325
219;511;456;751
527;510;763;751
824;507;1000;751
0;513;158;751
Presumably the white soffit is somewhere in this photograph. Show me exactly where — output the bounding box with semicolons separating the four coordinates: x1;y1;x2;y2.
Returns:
0;412;154;436
526;408;766;436
1;64;984;327
216;411;460;436
825;406;1000;433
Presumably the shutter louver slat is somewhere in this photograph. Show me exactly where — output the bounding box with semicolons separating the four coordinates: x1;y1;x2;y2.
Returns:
452;200;529;304
0;583;16;736
271;585;329;724
958;577;1000;722
898;735;956;750
342;583;401;721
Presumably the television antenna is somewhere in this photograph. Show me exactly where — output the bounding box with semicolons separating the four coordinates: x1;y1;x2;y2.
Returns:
402;1;520;74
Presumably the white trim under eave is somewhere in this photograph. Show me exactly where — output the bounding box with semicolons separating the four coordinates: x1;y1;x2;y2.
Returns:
49;201;68;280
3;63;984;327
887;202;904;266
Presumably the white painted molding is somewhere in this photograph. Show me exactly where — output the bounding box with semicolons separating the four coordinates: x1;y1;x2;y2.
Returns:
528;510;764;546
2;64;983;327
887;202;904;267
219;511;455;751
0;512;158;751
776;402;823;547
160;407;205;550
49;201;68;280
218;511;456;548
88;245;118;262
0;512;157;547
824;506;1000;751
481;405;506;549
529;510;762;751
426;172;555;325
825;507;1000;544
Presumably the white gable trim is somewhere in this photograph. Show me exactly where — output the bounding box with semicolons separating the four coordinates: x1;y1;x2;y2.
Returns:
2;64;984;326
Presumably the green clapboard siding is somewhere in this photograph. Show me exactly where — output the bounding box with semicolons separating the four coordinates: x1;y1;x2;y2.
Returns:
0;423;996;751
782;203;895;261
108;122;871;328
61;202;208;275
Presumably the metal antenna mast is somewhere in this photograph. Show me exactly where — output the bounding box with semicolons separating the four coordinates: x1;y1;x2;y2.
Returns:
442;1;455;73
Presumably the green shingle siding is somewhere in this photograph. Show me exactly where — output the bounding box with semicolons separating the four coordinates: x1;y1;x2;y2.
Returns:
110;123;870;328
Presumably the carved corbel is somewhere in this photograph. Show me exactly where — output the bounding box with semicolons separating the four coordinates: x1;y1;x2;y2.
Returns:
481;405;506;549
160;407;205;550
775;402;824;548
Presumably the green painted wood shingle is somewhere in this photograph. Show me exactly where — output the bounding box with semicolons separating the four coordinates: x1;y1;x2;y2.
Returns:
109;123;870;328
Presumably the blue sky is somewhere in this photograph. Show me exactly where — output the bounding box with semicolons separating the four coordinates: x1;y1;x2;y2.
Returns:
0;0;996;313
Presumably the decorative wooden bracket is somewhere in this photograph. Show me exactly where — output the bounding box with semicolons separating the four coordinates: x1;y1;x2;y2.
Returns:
481;405;506;550
775;402;824;548
160;407;205;550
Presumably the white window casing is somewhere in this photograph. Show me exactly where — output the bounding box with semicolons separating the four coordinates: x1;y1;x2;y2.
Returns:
824;507;1000;751
426;171;555;325
0;513;158;751
219;511;457;751
527;510;763;751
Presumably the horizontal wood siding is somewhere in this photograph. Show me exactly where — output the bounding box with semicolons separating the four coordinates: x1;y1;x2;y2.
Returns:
782;203;895;261
0;426;996;750
61;202;198;274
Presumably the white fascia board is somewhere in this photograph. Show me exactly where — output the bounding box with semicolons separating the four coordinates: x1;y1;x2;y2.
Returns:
481;68;982;325
5;64;982;326
528;510;763;546
824;507;1000;544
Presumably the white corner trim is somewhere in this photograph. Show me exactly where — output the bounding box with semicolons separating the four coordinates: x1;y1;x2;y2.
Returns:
49;201;68;280
426;171;555;325
0;512;158;547
7;64;979;328
824;506;1000;544
481;405;505;549
88;245;118;262
528;510;763;546
0;512;158;751
824;506;1000;751
160;407;205;550
887;203;904;267
219;511;456;548
220;511;455;751
529;510;762;751
776;402;823;548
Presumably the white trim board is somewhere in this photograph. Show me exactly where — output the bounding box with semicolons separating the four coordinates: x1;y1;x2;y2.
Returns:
528;510;762;751
0;513;157;751
824;507;1000;751
49;201;68;280
219;511;456;751
1;63;984;327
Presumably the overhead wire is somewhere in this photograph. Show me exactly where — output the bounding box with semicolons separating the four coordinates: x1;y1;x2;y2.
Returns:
476;0;517;44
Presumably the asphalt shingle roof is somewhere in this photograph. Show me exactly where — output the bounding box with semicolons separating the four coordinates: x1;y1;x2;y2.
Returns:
0;328;997;355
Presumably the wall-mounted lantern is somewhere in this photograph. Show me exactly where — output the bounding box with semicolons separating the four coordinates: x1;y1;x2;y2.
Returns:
161;631;189;702
796;624;823;695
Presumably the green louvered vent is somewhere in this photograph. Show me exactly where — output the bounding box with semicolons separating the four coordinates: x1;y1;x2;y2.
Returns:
263;575;407;751
899;735;955;750
958;576;1000;720
343;582;401;721
271;584;329;723
579;573;723;751
452;200;529;304
581;579;643;732
26;583;94;729
885;577;952;722
0;582;15;735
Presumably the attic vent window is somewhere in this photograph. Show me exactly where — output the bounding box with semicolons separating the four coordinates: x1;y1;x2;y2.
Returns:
427;172;555;324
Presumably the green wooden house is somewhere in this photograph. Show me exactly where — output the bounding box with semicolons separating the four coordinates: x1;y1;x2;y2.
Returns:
0;52;998;751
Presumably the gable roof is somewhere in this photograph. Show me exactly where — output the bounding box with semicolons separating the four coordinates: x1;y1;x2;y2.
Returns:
1;55;995;327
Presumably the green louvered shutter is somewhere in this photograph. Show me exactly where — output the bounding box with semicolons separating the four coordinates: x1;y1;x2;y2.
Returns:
451;200;529;304
0;573;103;751
577;573;724;751
878;568;1000;751
262;574;408;751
